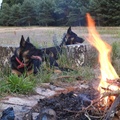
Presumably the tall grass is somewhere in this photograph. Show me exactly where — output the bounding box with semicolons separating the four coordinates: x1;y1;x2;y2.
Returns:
0;45;98;96
1;27;120;96
112;41;120;76
0;73;36;96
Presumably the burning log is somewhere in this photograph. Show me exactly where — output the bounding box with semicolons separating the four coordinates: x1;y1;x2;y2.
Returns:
106;78;120;88
103;95;120;120
102;90;120;98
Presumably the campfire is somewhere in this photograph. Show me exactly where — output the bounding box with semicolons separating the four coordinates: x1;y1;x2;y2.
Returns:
26;14;120;120
22;14;120;120
86;13;120;119
1;14;120;120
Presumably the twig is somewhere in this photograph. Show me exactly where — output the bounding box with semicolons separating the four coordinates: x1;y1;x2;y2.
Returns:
103;95;120;120
85;111;91;120
55;75;75;79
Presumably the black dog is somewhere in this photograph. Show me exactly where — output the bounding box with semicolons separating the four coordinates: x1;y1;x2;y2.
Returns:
10;36;43;76
64;26;84;45
11;27;84;75
41;26;84;68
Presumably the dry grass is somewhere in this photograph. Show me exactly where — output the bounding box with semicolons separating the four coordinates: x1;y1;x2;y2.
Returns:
0;26;119;47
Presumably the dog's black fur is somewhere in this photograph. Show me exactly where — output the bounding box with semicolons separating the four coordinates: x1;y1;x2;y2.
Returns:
41;26;84;68
64;26;84;45
11;27;84;75
11;36;43;76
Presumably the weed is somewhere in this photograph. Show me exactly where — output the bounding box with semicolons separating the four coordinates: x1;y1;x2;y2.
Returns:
86;47;98;67
112;41;120;76
35;65;53;83
0;74;35;94
0;64;11;77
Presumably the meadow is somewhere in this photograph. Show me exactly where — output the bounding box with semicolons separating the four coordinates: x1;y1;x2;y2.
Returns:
0;26;120;46
0;26;120;96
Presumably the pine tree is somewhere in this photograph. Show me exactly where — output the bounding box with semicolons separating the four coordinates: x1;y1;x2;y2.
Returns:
0;3;10;25
88;0;120;26
67;0;89;26
36;0;55;26
20;0;37;26
8;4;21;26
2;0;24;6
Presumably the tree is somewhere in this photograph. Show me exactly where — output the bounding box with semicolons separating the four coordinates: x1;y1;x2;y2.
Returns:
54;0;89;26
2;0;24;6
54;0;71;25
67;0;89;26
20;0;37;26
88;0;120;26
0;3;10;26
36;0;55;26
8;3;21;26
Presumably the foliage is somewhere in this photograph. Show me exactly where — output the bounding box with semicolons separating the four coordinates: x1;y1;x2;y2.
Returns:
8;3;21;26
36;68;53;83
112;42;120;60
20;0;37;26
36;0;55;26
2;0;24;6
0;3;10;25
66;0;89;26
0;74;36;95
88;0;120;26
0;0;120;26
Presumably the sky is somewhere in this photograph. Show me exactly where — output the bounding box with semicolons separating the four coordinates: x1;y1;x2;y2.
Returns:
0;0;2;6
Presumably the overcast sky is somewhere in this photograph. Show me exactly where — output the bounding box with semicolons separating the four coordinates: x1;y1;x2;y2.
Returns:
0;0;2;5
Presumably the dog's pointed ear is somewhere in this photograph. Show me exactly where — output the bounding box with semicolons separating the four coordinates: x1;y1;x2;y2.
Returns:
26;37;30;43
20;35;26;47
67;26;71;34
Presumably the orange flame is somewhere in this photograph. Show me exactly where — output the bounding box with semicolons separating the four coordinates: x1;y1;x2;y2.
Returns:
86;13;119;93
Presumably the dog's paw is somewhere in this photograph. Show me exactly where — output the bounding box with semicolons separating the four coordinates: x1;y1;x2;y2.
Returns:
54;69;62;74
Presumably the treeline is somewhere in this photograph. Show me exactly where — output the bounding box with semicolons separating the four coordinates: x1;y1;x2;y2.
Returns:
0;0;120;26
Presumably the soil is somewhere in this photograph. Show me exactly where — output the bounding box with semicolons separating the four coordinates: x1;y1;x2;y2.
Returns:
22;79;101;120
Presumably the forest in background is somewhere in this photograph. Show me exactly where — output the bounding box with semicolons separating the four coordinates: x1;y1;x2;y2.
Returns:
0;0;120;26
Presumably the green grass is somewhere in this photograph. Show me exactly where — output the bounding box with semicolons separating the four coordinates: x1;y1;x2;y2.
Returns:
0;74;36;96
112;41;120;76
0;27;120;97
0;49;97;96
96;27;120;35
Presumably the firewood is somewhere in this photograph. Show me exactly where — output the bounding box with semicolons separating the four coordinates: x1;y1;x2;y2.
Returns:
106;78;120;88
103;95;120;120
102;90;120;98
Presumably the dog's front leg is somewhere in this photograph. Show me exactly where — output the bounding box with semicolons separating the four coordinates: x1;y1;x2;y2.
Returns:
49;56;59;68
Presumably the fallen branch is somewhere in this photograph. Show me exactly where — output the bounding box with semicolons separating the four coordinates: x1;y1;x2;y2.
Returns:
101;90;120;98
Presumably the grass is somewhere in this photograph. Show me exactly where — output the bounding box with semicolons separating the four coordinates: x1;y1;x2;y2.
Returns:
0;48;96;96
112;41;120;76
0;27;120;96
0;74;36;96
